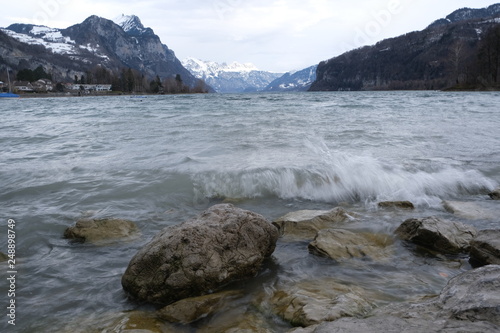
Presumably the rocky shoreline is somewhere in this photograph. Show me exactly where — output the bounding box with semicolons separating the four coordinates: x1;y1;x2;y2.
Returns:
58;189;500;332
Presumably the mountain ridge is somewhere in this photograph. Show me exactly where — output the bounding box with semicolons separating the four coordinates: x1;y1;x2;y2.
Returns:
310;4;500;91
182;57;282;93
0;14;202;90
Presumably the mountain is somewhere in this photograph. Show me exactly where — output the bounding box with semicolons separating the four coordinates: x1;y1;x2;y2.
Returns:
428;4;500;28
182;57;282;93
263;65;317;92
0;15;202;89
310;4;500;91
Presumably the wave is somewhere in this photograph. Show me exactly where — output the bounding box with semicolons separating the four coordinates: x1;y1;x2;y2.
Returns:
190;151;496;207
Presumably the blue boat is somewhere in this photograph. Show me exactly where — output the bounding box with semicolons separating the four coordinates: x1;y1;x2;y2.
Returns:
0;92;20;98
0;68;20;98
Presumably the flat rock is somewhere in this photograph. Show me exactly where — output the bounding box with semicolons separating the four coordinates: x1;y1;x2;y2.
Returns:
378;201;415;209
395;216;477;254
157;290;242;324
438;264;500;325
300;265;500;332
293;315;498;333
308;229;393;261
272;208;353;239
488;188;500;200
122;204;279;305
268;278;375;327
63;218;138;244
469;229;500;267
443;200;495;220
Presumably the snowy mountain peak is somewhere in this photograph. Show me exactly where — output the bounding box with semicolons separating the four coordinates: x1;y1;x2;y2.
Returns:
182;57;282;93
113;14;151;36
182;58;259;75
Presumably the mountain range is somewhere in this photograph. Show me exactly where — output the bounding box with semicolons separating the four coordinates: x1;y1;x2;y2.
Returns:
182;58;282;93
1;4;500;93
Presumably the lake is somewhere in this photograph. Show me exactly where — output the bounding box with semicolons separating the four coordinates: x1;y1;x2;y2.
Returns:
0;91;499;331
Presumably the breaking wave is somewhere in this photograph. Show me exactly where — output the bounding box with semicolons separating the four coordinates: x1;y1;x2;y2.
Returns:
191;149;496;207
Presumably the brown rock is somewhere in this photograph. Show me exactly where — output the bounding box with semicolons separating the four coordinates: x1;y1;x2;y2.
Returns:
268;279;375;327
157;290;242;324
63;218;138;244
308;229;394;261
272;208;353;239
378;201;415;209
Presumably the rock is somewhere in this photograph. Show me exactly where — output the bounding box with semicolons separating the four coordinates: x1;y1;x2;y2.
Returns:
378;201;415;209
443;200;495;220
268;279;375;327
302;266;500;332
197;311;274;333
438;265;500;325
297;315;498;333
308;229;393;261
469;230;500;267
61;310;175;333
488;189;500;200
157;290;242;324
395;216;477;254
0;252;8;262
122;204;279;305
63;218;138;244
272;208;353;239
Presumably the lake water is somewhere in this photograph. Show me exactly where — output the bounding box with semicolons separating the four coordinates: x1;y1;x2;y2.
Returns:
1;91;499;332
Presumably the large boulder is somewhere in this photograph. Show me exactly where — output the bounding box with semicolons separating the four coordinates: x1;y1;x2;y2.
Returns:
395;216;477;254
267;279;375;327
469;230;500;266
272;208;353;239
63;218;138;244
122;204;279;305
308;229;393;261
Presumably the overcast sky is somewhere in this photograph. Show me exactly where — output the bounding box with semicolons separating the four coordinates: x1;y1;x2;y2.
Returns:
2;0;500;72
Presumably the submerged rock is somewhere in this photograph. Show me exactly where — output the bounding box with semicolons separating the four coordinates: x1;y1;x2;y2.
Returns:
442;200;495;220
378;201;415;209
63;218;138;244
469;229;500;267
308;229;394;261
297;265;500;332
395;216;477;254
488;189;500;200
157;290;242;324
272;208;353;239
122;204;279;305
268;279;375;327
0;252;8;262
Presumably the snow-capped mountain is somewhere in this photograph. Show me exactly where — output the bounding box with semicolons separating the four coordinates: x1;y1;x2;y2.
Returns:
0;15;199;87
113;14;154;36
182;58;282;93
263;65;317;92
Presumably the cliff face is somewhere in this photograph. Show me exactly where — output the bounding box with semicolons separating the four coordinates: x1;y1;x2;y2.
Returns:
310;5;500;91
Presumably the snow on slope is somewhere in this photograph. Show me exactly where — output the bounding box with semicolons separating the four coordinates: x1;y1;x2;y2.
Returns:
182;57;282;93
